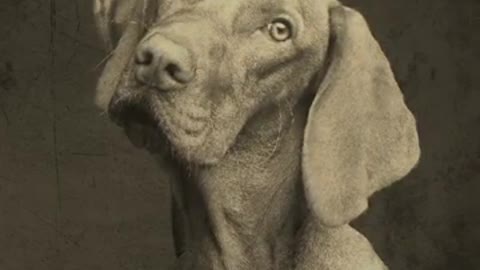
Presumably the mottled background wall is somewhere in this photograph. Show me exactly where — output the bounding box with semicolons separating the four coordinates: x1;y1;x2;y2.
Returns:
0;0;478;269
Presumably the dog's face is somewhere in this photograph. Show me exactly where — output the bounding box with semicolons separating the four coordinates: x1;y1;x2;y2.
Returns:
105;0;331;165
97;0;421;228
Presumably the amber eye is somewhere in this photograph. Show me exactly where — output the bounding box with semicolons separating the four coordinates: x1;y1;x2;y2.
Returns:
267;18;293;42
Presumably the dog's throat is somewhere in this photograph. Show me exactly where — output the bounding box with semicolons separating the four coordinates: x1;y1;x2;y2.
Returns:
169;104;309;269
173;158;305;269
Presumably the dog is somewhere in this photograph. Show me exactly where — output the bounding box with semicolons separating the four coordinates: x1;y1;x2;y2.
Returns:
93;0;420;269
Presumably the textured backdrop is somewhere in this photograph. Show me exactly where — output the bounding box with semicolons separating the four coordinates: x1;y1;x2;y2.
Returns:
0;0;479;269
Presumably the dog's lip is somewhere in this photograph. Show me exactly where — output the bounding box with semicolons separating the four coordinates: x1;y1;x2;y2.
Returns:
121;115;206;142
118;107;226;165
170;112;208;135
109;87;215;159
123;122;165;151
117;107;210;154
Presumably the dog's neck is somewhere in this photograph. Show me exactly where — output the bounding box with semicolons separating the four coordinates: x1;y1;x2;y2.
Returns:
164;98;312;269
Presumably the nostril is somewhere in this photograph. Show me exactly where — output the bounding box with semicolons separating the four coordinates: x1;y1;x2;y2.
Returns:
135;49;154;66
165;63;182;81
166;62;195;84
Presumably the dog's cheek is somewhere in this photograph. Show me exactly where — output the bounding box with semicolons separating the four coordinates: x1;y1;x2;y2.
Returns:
247;59;302;106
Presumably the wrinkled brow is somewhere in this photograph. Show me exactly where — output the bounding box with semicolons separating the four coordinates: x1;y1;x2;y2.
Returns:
183;0;204;4
155;0;218;21
231;0;280;32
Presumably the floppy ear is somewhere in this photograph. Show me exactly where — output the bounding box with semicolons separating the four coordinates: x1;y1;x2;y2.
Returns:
302;5;420;227
94;0;143;110
94;0;137;50
94;0;159;110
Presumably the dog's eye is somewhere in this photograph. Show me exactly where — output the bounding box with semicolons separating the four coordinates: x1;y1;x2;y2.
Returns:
267;18;293;42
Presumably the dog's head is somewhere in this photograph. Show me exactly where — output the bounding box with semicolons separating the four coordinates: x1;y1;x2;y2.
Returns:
95;0;331;164
95;0;420;226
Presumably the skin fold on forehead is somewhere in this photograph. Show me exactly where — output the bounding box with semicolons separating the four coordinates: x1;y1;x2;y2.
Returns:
156;0;321;28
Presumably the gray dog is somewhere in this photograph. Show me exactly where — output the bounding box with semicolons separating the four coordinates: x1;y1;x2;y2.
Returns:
94;0;420;269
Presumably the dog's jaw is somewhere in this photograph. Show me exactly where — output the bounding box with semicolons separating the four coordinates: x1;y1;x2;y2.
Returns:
108;82;251;165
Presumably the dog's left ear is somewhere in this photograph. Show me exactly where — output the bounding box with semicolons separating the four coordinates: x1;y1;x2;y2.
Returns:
93;0;142;110
302;5;421;227
94;0;161;50
94;0;138;50
94;0;159;110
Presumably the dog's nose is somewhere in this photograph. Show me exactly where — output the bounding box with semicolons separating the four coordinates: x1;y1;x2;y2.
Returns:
134;34;195;90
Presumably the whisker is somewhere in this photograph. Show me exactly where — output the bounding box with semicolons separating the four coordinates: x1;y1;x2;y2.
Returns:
91;49;115;71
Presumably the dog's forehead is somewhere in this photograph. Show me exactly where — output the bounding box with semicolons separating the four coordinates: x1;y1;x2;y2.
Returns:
158;0;305;20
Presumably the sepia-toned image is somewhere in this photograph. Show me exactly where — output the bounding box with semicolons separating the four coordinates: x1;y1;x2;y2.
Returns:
0;0;479;269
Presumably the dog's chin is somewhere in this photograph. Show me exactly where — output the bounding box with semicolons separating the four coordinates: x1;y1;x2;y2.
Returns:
109;85;236;166
123;121;228;166
163;126;228;166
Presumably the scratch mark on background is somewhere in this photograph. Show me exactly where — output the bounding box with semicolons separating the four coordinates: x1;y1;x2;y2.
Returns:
64;1;82;69
23;208;81;248
0;62;15;126
0;100;9;126
49;0;62;266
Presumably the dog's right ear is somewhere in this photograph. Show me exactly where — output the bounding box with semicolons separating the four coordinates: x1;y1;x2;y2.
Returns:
302;4;420;227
